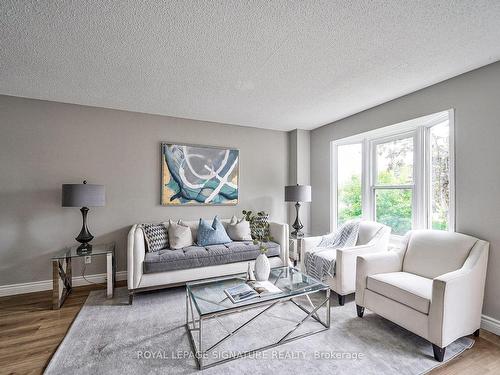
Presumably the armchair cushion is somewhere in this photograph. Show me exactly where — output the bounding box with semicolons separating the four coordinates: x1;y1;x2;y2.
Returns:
403;230;477;279
367;272;432;314
356;221;384;245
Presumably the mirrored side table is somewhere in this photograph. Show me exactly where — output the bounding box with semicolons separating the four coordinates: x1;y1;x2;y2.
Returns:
289;234;311;267
51;242;116;309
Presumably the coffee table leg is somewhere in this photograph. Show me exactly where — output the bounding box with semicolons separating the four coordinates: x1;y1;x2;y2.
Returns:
198;317;203;369
326;289;331;327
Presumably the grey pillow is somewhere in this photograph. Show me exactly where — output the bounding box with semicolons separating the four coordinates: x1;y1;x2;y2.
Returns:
142;223;169;252
226;216;252;241
168;220;194;249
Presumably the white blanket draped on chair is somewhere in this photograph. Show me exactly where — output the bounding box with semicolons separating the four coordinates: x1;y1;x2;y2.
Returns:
304;221;360;281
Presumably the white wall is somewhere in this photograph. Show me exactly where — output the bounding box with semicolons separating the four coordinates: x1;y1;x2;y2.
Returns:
311;61;500;321
0;95;288;286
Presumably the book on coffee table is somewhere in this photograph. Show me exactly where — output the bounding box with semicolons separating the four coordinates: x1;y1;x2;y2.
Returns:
224;281;282;303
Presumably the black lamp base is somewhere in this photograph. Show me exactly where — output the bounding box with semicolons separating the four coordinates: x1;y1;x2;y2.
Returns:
291;202;304;238
77;243;93;255
76;207;94;255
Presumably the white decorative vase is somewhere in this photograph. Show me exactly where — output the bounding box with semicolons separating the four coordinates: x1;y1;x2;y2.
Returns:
254;253;270;281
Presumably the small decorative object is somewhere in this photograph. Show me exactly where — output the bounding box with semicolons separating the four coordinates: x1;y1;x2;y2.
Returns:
285;184;312;238
242;210;272;281
246;262;256;282
254;253;270;281
62;180;105;254
161;143;239;205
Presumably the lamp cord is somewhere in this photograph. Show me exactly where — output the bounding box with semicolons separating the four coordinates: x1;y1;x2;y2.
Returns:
81;263;107;287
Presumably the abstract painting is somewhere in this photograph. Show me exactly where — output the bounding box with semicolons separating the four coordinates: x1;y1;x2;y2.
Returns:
161;143;239;205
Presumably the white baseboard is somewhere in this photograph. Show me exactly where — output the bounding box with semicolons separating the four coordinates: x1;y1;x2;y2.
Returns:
481;314;500;336
0;271;127;297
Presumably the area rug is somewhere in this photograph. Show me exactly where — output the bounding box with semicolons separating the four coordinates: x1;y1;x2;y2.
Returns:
45;287;473;374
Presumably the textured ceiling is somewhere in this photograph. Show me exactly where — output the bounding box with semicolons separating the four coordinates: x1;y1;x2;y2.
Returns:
1;1;500;131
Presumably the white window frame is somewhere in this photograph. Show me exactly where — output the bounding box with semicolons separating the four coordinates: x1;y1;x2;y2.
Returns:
330;109;455;237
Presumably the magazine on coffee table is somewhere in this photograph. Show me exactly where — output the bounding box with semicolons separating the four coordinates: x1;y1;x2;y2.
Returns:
224;281;282;303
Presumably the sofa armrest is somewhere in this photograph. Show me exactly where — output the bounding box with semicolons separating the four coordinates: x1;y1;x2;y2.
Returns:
127;225;146;290
429;240;489;347
355;250;404;306
269;221;290;266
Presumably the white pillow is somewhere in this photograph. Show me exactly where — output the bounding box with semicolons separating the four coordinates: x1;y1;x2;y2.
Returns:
168;220;194;249
226;216;253;241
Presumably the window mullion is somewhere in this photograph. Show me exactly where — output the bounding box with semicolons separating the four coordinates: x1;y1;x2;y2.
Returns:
363;138;373;221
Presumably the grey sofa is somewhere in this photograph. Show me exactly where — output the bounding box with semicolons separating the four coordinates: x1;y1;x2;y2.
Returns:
127;218;290;303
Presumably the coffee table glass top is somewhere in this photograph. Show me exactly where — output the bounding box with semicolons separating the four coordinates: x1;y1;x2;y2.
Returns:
51;242;115;260
186;267;328;316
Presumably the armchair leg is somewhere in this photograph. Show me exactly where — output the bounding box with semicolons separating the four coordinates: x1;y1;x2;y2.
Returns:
356;305;364;318
128;290;134;305
473;329;480;337
432;344;446;362
338;294;345;306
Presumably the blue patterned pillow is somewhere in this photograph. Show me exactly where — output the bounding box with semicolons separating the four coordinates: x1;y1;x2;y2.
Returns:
197;216;232;246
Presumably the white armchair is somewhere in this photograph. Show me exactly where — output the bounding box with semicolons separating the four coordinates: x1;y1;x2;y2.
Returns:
300;221;391;305
356;230;489;362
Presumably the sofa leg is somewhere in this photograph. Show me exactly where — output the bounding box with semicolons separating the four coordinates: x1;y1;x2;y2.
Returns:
128;291;134;305
356;305;364;318
473;329;480;337
432;344;446;362
338;294;345;306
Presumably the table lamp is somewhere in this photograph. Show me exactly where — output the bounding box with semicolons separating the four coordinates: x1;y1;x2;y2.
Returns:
62;180;105;254
285;184;311;238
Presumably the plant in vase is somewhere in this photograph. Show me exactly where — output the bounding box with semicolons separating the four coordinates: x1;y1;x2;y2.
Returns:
242;210;272;281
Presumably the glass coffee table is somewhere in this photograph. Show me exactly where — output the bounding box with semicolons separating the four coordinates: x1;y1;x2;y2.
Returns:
185;266;330;369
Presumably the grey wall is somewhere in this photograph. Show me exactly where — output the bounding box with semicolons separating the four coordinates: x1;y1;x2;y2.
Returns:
311;61;500;320
0;95;288;285
287;129;311;234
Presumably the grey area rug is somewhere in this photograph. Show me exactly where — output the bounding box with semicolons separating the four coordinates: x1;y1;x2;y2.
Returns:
45;287;473;375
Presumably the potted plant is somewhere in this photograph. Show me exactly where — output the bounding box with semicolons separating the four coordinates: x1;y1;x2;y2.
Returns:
242;210;272;281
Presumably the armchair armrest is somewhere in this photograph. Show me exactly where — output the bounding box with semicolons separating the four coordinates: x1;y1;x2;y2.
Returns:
298;236;323;271
269;222;290;266
355;250;404;306
429;240;489;347
336;225;391;295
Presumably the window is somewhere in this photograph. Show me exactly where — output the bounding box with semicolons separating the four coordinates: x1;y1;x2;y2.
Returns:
331;110;454;236
336;143;362;225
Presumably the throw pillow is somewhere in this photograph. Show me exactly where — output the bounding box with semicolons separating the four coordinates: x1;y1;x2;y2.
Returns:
226;215;252;241
250;213;270;240
142;223;169;252
197;216;232;246
168;220;194;249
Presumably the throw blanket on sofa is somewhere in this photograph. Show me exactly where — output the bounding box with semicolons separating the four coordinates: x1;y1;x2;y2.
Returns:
305;221;360;282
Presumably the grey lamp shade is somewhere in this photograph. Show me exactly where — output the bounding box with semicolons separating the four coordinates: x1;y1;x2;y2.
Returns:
62;183;105;207
285;185;312;203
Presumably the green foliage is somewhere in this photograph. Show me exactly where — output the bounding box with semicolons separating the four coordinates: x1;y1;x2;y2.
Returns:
242;210;272;254
338;127;449;234
337;175;362;224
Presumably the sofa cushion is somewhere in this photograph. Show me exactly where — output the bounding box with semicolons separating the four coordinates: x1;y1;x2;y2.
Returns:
168;220;194;249
141;223;169;252
403;230;477;279
143;241;281;274
197;216;232;246
226;216;252;241
367;272;432;314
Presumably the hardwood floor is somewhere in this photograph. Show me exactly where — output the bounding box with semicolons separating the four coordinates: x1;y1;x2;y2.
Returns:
1;283;500;374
